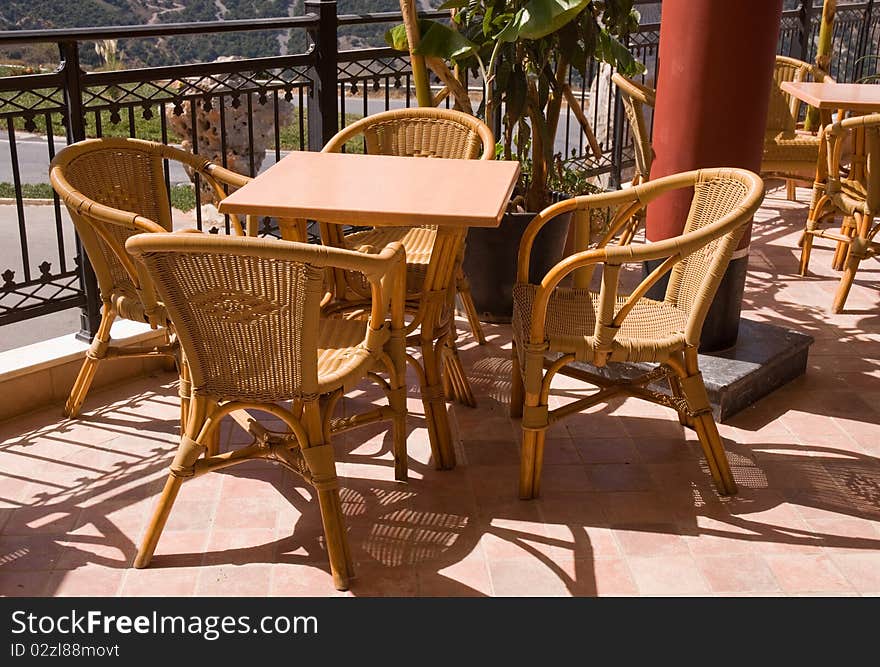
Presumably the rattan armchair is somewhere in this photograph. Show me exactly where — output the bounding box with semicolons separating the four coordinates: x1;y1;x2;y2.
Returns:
800;113;880;312
510;168;764;499
126;232;407;591
762;55;833;200
612;73;656;186
319;108;495;469
49;137;250;418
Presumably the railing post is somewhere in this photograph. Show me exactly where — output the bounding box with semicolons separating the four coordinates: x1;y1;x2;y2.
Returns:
855;0;875;80
610;83;625;190
60;40;101;341
305;0;338;150
798;0;813;62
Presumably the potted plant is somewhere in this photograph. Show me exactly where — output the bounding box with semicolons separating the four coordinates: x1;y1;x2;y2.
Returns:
387;0;644;320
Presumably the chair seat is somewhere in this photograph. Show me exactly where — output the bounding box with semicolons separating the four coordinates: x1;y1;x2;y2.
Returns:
830;177;871;215
344;226;436;295
762;130;821;173
512;283;688;364
318;316;388;393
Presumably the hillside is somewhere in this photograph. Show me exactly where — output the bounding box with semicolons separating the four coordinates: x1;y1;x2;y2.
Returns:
0;1;431;68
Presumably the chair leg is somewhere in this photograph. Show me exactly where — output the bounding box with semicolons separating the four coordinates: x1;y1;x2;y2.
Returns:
64;303;116;418
387;360;408;482
786;179;797;201
301;402;353;591
443;341;477;408
667;373;693;428
134;474;185;569
799;229;815;276
832;213;871;313
178;358;192;437
832;244;861;314
676;351;736;496
135;397;210;568
832;216;856;271
519;427;547;500
456;268;487;345
419;336;456;471
509;343;524;419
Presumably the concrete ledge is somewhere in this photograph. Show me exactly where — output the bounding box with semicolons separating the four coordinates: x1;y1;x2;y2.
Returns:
574;318;814;422
0;321;170;422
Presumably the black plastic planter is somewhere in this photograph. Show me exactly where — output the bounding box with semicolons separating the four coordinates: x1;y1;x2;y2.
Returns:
463;211;572;323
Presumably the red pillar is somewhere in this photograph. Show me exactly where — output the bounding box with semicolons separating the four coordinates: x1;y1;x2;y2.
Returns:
646;0;782;350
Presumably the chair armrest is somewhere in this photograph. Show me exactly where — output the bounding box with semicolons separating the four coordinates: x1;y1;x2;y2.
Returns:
522;169;763;347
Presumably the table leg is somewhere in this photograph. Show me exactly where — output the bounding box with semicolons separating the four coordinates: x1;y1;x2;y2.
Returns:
800;110;833;276
278;217;309;242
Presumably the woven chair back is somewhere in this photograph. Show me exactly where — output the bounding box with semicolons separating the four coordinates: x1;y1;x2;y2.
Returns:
131;235;327;402
50;139;178;317
827;113;880;213
663;171;755;341
767;55;832;134
612;73;656;182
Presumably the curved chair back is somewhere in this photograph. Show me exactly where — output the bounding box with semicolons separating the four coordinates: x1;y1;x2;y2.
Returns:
825;112;880;213
322;106;495;160
611;73;656;184
127;233;403;402
517;168;764;353
768;55;832;135
50;137;251;324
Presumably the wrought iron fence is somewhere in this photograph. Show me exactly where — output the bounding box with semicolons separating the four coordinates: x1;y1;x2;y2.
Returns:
0;0;877;341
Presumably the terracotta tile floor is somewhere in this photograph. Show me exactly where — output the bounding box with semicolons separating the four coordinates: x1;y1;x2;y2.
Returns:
1;184;879;597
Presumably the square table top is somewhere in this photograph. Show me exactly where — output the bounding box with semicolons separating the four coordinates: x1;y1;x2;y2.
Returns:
218;150;521;229
780;81;880;113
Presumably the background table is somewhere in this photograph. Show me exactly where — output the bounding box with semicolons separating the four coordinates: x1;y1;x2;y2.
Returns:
780;81;880;272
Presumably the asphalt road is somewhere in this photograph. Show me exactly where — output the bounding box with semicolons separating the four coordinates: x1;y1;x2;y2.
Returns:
0;95;595;184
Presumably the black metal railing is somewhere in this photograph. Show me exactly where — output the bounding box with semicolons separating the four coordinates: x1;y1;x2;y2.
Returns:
0;0;877;341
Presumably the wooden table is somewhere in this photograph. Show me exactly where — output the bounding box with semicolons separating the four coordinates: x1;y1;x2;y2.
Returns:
780;81;880;115
779;82;880;310
219;150;520;470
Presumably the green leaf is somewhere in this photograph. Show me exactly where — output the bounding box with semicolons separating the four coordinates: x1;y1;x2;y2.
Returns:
385;20;478;61
438;0;470;9
415;21;479;60
493;9;528;43
384;23;410;51
596;30;645;76
519;0;591;41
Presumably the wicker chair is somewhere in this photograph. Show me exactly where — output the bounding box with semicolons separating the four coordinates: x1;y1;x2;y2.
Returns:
762;55;833;200
510;168;764;499
49;137;250;418
800;113;880;313
126;233;407;591
612;73;656;186
319;108;496;469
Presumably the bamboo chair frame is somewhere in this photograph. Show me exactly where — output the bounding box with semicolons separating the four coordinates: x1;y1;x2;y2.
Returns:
510;168;764;500
318;108;496;471
49;137;251;419
126;232;408;591
611;73;656;187
800;112;880;313
762;55;834;200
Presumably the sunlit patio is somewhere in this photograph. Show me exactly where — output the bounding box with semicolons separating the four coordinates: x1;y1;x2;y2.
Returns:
1;183;878;597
